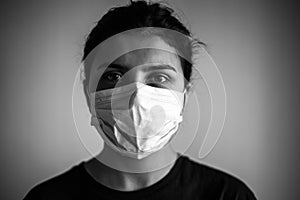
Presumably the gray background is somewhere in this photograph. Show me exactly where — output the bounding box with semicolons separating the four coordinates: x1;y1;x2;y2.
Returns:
0;0;299;199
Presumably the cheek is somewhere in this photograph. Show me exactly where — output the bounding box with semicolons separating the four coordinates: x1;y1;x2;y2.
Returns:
177;77;185;91
172;63;185;92
170;73;185;92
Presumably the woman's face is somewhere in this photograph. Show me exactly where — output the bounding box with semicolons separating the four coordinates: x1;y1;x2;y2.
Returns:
95;35;185;92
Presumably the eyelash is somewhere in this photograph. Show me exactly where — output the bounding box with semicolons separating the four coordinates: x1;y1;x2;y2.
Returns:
103;71;123;81
147;73;171;83
102;71;172;84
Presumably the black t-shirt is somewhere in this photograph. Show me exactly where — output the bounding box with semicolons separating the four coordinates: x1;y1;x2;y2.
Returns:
24;155;257;200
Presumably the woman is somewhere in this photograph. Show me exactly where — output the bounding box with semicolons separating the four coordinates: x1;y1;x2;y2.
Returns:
24;1;256;199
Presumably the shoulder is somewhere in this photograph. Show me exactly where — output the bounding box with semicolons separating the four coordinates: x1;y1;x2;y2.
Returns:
179;155;257;199
23;162;85;200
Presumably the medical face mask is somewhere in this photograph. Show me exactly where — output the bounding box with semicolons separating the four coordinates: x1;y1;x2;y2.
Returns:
89;82;186;159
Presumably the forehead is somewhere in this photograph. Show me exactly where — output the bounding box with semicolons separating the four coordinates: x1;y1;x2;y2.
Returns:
114;49;180;69
112;34;182;71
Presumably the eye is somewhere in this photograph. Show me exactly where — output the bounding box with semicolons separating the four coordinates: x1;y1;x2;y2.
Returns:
103;71;122;82
148;74;170;84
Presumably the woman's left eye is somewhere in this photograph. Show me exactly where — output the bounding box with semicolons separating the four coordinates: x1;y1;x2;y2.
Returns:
148;74;170;83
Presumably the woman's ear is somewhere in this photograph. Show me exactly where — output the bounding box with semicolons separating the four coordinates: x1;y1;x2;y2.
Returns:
185;82;193;94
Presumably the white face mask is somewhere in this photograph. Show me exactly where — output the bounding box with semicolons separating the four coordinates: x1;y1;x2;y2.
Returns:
89;82;186;159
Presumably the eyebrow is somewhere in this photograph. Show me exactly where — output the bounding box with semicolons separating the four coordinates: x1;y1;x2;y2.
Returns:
105;63;177;72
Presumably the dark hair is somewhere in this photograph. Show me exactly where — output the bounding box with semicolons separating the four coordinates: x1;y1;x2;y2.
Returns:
82;0;205;85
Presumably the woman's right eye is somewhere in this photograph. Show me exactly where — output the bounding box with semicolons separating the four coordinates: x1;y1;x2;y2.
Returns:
96;71;124;91
103;71;123;82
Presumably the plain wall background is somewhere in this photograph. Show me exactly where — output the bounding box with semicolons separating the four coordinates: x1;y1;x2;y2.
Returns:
0;0;299;199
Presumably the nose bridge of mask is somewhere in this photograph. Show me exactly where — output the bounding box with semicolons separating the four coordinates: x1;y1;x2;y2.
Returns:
92;82;184;109
114;82;185;112
91;82;185;130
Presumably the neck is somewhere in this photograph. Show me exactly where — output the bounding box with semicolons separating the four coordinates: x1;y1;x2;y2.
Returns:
84;145;178;191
